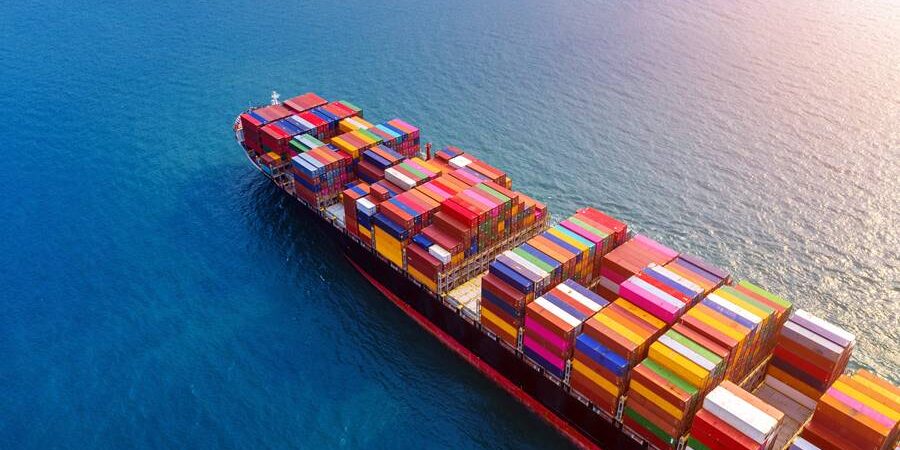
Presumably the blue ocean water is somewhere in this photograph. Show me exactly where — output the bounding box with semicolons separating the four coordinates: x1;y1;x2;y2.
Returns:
1;0;898;448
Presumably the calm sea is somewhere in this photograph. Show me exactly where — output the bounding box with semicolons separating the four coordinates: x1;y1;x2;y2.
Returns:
1;0;897;448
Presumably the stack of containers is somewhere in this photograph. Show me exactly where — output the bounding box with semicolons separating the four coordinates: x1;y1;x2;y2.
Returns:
289;134;327;154
319;101;359;123
676;283;784;384
559;207;628;282
373;188;441;268
732;281;794;356
370;179;403;203
338;115;374;133
385;158;442;191
358;145;404;184
435;146;464;161
618;265;704;326
686;381;785;450
712;284;787;381
294;108;333;140
663;255;731;296
595;235;679;302
371;119;420;158
442;182;511;256
766;309;855;405
355;196;378;245
570;298;667;415
623;327;727;449
260;117;311;157
406;234;443;292
290;146;354;207
480;266;530;346
331;128;384;159
240;104;293;154
259;152;287;176
522;281;608;379
444;153;511;189
282;92;328;114
795;370;900;450
341;181;369;236
479;209;623;348
382;189;441;237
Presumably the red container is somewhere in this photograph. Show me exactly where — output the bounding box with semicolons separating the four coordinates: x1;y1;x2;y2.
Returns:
690;409;757;450
320;102;356;120
240;113;264;153
422;224;462;254
283;92;327;113
260;122;295;155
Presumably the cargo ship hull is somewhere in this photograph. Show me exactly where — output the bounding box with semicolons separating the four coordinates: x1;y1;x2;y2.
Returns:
245;155;646;450
337;228;644;450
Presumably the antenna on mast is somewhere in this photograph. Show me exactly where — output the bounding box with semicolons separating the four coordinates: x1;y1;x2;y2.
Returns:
271;90;281;105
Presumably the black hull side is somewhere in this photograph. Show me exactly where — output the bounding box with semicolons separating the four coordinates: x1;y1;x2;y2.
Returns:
322;213;646;449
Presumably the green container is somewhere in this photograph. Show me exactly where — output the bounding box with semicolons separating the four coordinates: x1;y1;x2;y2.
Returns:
624;407;676;447
737;280;792;309
665;330;723;367
686;435;712;450
642;360;698;396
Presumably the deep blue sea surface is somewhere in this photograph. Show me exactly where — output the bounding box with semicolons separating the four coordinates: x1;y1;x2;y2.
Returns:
2;0;898;448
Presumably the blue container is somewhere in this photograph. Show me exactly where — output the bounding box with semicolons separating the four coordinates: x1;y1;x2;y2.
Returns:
700;297;756;330
379;122;406;140
489;261;531;293
389;198;419;219
373;213;408;240
481;288;519;318
440;146;464;158
276;118;303;136
642;267;698;299
248;111;268;124
495;254;542;286
363;150;391;170
575;334;627;377
312;106;338;123
284;116;312;134
412;234;433;249
357;213;372;229
523;347;566;379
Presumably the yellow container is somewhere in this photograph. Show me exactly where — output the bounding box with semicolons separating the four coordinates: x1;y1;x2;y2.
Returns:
572;359;619;396
649;342;709;389
374;226;404;267
630;380;684;420
331;137;358;158
833;378;900;422
615;298;666;331
358;224;372;240
407;265;437;292
594;312;645;347
481;307;516;337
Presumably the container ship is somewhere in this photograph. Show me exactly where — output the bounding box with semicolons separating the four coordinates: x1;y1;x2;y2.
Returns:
234;91;900;450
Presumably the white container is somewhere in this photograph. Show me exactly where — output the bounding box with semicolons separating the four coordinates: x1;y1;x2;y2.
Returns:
385;167;416;190
704;386;777;444
449;155;472;169
428;245;451;264
791;309;855;348
356;197;377;216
